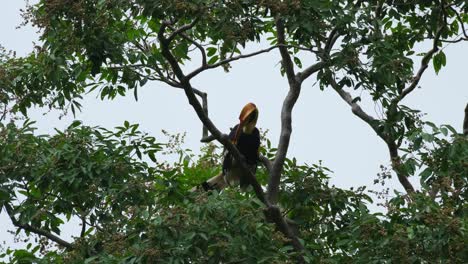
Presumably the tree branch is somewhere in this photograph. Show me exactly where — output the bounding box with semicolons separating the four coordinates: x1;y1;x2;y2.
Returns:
267;18;303;205
398;19;445;101
167;18;200;43
387;142;415;193
297;61;327;84
329;78;378;130
4;204;73;249
186;45;280;80
167;25;207;67
449;6;468;39
259;155;273;174
329;78;415;193
80;215;86;238
275;17;297;86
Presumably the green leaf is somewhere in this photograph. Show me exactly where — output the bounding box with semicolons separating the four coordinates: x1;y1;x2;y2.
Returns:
69;120;82;129
148;151;157;162
433;51;446;74
208;55;219;65
419;167;432;180
0;188;10;201
206;47;217;57
293;57;302;68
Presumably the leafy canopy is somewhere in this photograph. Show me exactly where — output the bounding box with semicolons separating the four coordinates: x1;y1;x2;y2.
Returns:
1;0;467;263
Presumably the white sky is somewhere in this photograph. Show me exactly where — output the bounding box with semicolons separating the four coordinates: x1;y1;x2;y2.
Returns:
1;0;467;253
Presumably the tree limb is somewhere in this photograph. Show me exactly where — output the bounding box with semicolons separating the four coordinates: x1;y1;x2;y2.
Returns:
329;78;378;130
398;20;445;101
80;215;86;238
275;17;297;86
4;204;73;249
167;25;207;67
167;18;200;43
297;61;327;84
259;155;273;174
449;6;468;39
266;18;303;205
387;142;415;193
329;78;415;193
186;45;280;80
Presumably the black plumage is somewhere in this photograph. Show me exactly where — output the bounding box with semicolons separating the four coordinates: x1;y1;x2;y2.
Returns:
222;124;260;188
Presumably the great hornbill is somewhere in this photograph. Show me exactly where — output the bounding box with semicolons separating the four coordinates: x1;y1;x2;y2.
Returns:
194;103;260;192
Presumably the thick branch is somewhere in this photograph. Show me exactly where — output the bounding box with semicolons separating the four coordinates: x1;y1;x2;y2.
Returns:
275;17;297;86
324;27;340;54
266;23;304;204
266;85;301;204
4;204;73;249
297;61;327;84
259;155;273;174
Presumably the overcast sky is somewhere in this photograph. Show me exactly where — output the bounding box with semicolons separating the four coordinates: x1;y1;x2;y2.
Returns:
1;0;467;253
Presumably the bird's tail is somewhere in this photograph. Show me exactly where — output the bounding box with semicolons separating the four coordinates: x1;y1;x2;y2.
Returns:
190;172;228;192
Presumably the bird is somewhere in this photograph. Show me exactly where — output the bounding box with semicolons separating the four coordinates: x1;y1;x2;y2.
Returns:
193;102;260;192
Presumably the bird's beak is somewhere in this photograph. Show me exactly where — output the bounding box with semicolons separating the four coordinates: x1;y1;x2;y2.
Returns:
233;103;258;144
239;102;257;122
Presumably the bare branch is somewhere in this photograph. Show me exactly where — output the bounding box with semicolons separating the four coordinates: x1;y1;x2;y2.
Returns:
0;104;8;121
4;204;73;249
440;37;468;43
297;61;327;84
329;78;378;129
266;83;301;204
186;45;280;80
259;155;273;174
200;134;216;143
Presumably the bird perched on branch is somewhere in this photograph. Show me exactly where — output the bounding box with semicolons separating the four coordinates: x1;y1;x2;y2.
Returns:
193;103;260;192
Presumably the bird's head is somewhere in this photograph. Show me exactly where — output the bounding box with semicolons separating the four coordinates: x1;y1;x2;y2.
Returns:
233;103;258;143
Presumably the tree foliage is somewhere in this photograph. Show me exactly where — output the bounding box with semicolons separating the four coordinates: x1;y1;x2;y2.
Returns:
1;0;467;263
